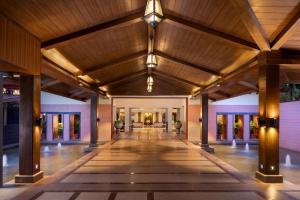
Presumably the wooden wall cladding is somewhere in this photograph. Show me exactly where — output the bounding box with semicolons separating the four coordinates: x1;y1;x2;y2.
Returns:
0;14;40;75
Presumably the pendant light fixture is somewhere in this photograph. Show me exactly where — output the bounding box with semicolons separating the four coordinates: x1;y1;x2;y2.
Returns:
147;75;154;86
144;0;163;27
147;84;152;93
146;53;157;68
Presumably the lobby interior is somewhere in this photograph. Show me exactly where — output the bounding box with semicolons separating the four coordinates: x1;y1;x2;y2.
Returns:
2;0;300;199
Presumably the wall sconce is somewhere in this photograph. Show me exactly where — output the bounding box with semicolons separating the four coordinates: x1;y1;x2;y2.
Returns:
35;116;43;126
97;118;100;122
258;117;266;128
199;117;202;122
266;118;279;128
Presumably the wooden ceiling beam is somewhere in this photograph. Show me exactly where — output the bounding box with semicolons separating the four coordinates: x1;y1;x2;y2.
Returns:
152;70;204;88
238;80;258;91
154;50;221;76
163;9;259;50
69;90;86;98
215;91;231;98
83;50;147;75
230;0;270;51
41;9;145;49
98;70;147;87
271;8;300;50
41;79;61;89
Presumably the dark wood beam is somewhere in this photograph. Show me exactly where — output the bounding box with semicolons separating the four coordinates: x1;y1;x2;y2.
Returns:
41;9;145;49
41;79;61;89
215;91;231;98
201;93;209;147
238;81;258;91
98;70;147;87
271;7;300;50
154;50;221;76
230;0;270;51
164;9;259;50
83;50;147;75
152;70;204;88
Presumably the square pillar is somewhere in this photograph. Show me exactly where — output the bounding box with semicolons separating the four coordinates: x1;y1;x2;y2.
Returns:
46;114;53;141
63;114;70;141
15;75;43;183
167;107;173;132
201;94;208;147
124;107;130;132
0;76;3;186
255;62;283;183
244;114;250;141
227;114;234;141
90;93;99;147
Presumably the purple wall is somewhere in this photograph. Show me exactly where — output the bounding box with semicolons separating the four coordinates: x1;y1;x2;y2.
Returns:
280;101;300;152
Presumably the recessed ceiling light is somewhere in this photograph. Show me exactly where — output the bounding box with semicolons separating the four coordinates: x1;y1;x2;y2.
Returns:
217;84;221;87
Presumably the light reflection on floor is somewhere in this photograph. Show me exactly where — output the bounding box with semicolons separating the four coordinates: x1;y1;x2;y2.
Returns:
3;145;87;183
213;144;300;184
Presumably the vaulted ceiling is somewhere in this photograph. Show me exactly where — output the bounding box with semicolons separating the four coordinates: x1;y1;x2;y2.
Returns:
1;0;300;101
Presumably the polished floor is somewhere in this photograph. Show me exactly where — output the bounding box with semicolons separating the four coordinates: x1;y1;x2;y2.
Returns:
8;130;300;200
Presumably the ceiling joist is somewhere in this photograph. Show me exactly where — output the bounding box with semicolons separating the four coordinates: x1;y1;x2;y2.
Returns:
154;50;221;76
83;50;147;75
41;9;145;49
230;0;270;51
164;9;259;50
238;81;258;91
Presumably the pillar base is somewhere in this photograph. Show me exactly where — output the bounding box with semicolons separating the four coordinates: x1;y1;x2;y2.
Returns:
84;143;99;152
255;171;283;183
15;171;44;183
201;144;215;153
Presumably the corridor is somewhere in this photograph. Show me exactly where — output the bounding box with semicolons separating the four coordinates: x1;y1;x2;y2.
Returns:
13;132;300;200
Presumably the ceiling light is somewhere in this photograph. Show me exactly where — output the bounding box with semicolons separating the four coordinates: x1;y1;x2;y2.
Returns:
217;84;221;87
146;53;157;68
13;74;20;78
144;0;163;27
147;76;154;85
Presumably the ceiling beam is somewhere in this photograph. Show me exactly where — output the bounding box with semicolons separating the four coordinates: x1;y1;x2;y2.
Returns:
83;50;147;75
152;70;203;88
271;8;300;50
69;90;86;98
238;80;258;91
215;91;231;98
42;79;61;89
154;50;221;76
230;0;270;51
41;9;145;49
98;70;147;87
163;9;259;50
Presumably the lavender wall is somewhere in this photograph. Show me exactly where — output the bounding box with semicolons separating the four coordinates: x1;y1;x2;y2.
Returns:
280;101;300;152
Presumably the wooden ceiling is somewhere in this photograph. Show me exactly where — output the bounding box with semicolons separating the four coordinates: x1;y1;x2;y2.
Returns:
1;0;300;100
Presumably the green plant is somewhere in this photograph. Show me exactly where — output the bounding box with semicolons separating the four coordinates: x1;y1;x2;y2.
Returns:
114;119;123;126
175;120;182;125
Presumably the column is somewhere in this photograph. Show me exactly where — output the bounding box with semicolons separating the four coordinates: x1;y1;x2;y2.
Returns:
124;107;130;132
244;114;250;141
90;93;99;147
63;114;70;141
167;107;173;132
201;94;208;147
227;114;234;141
3;103;7;126
138;112;141;122
255;55;282;183
0;76;3;186
15;75;43;183
46;114;53;141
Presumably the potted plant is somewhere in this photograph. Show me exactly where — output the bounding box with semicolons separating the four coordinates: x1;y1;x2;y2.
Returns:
174;120;182;134
114;119;123;134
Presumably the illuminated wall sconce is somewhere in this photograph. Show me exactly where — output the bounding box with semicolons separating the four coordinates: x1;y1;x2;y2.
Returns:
35;115;43;126
97;118;100;122
258;117;279;128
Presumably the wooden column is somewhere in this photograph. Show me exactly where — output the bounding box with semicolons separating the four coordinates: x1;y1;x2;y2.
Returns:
0;76;3;187
90;93;98;147
15;75;43;183
256;53;283;183
201;94;209;147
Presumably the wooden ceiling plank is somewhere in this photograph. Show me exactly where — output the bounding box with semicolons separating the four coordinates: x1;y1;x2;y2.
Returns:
230;0;270;51
98;70;147;87
163;9;259;50
83;50;147;75
238;80;258;91
271;9;300;50
41;79;61;89
214;91;231;98
69;90;86;98
154;50;221;76
152;70;204;88
41;9;145;49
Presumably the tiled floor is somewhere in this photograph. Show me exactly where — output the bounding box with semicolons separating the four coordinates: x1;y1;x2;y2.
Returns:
9;130;300;200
